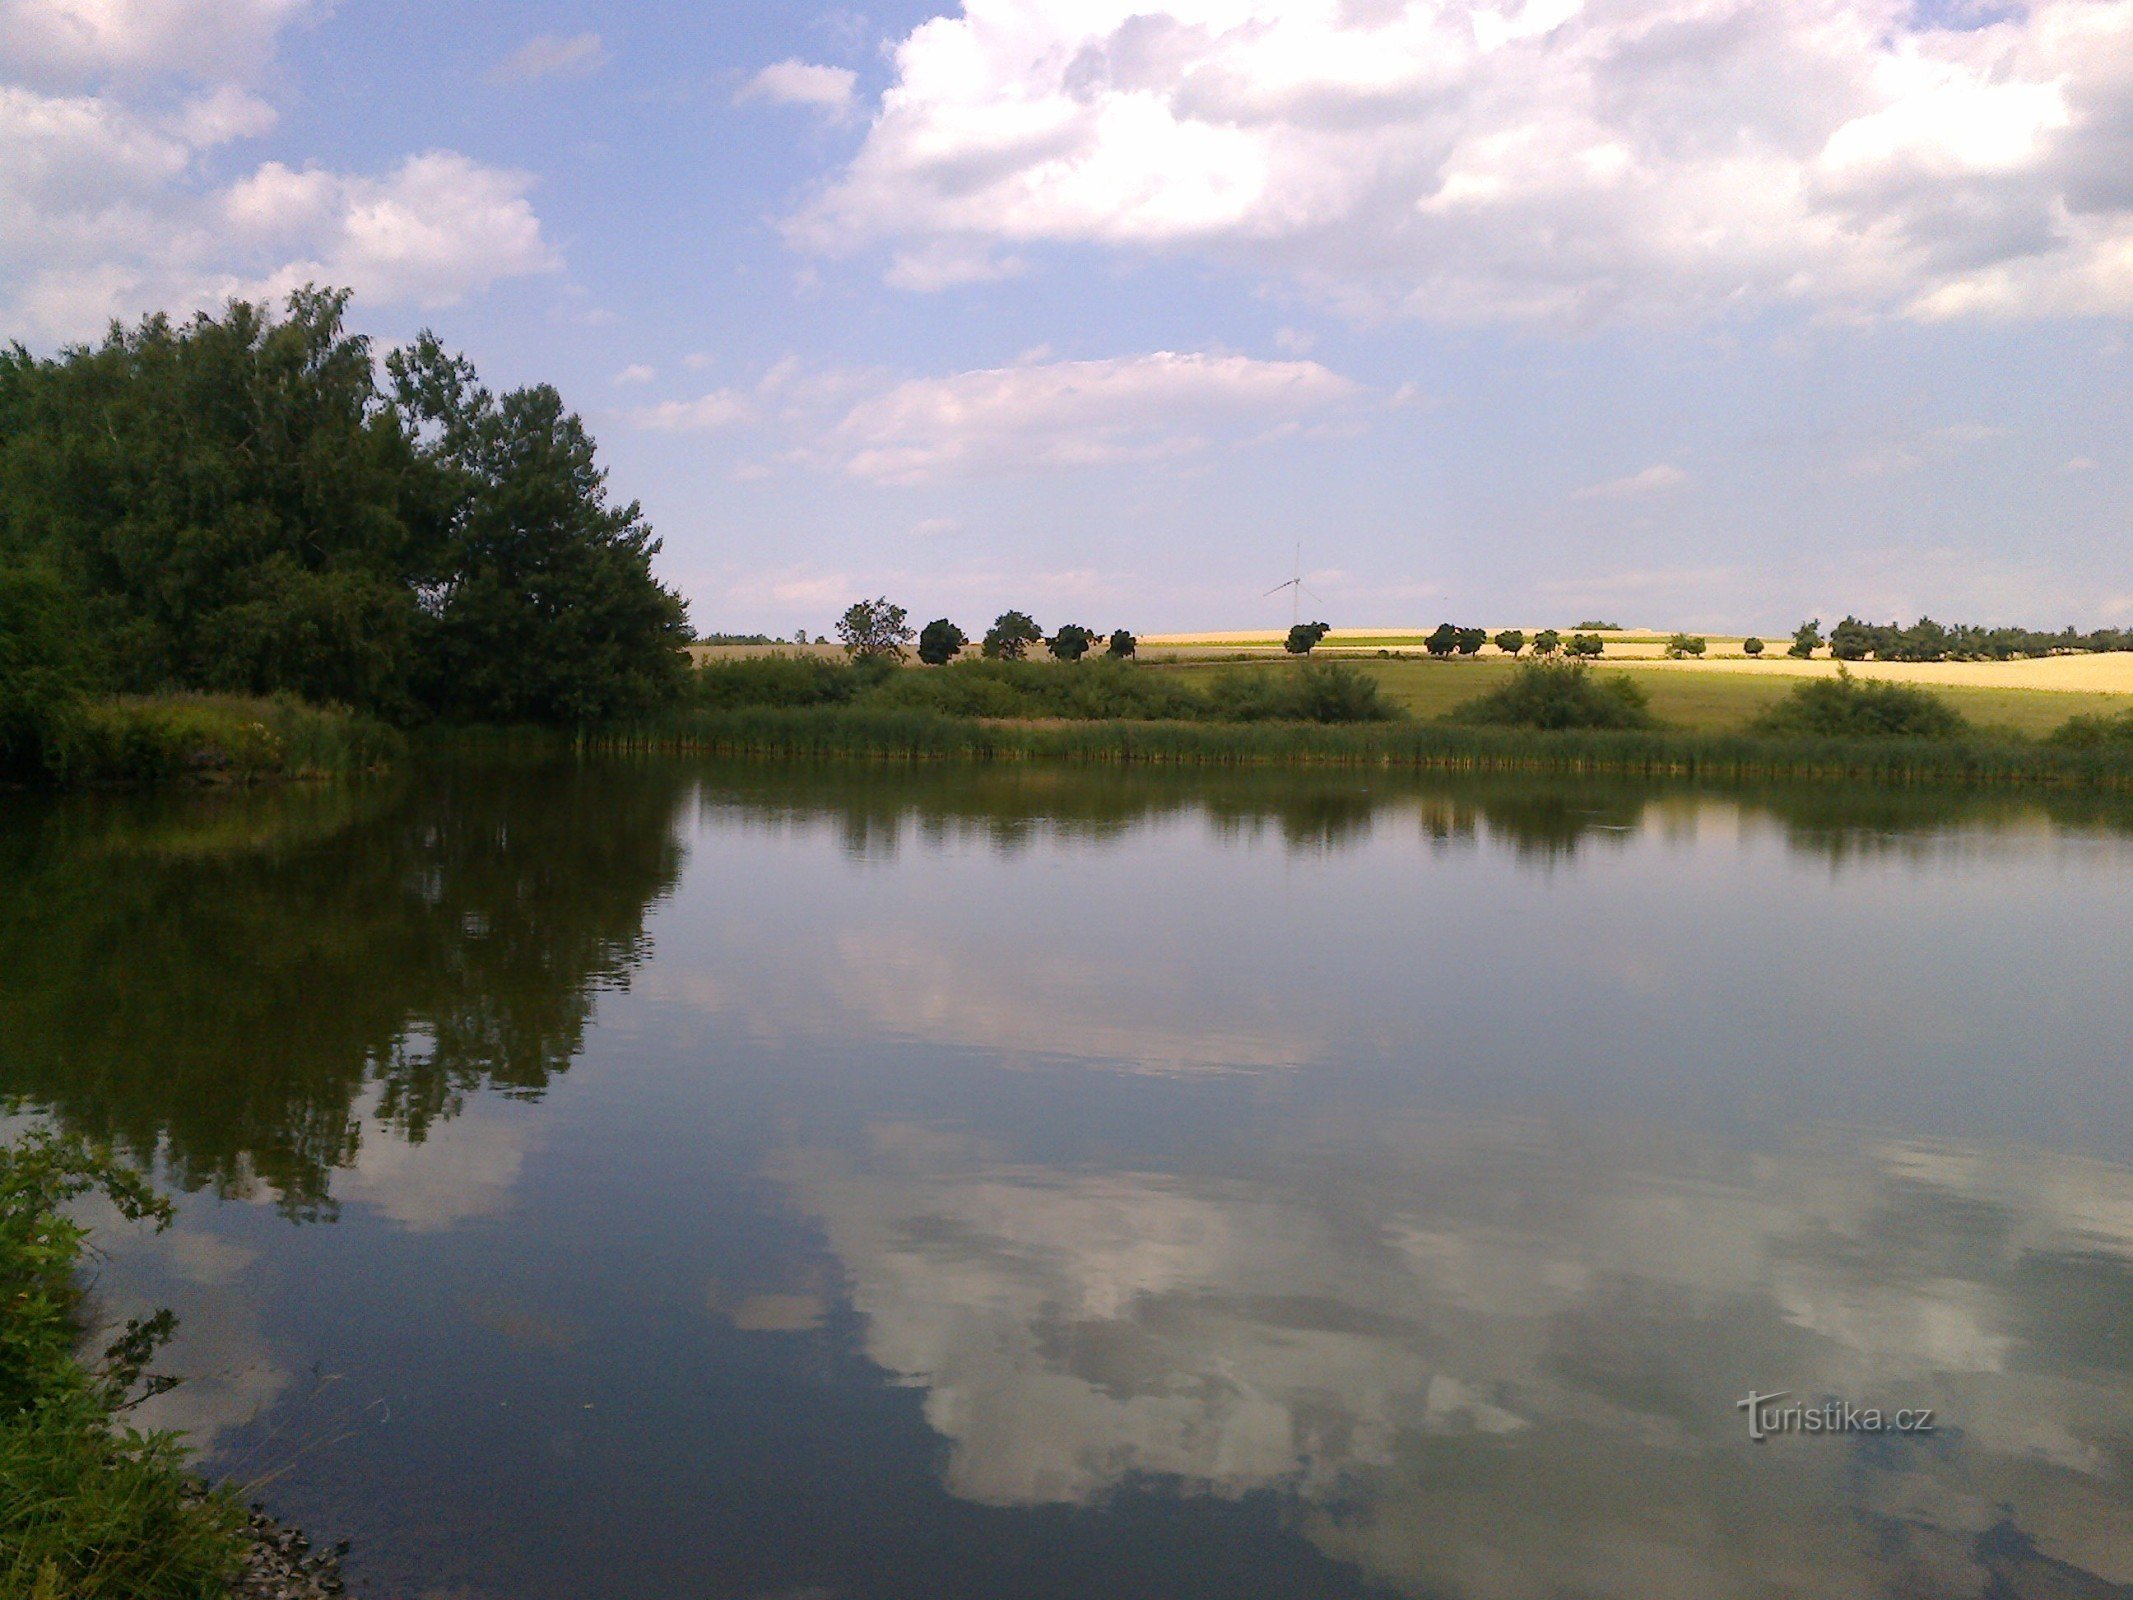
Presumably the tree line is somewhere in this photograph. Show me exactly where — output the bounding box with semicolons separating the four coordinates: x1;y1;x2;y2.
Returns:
1785;616;2133;663
1;289;693;774
836;598;1137;665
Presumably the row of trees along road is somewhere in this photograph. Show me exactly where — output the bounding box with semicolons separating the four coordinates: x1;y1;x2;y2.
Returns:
0;290;691;728
837;599;1137;664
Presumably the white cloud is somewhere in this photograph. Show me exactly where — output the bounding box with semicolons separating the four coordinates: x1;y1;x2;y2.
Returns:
737;58;859;116
612;363;656;386
828;351;1359;484
2065;455;2099;471
0;0;310;82
631;389;756;432
491;31;608;84
1574;463;1690;500
0;12;558;342
795;0;2133;326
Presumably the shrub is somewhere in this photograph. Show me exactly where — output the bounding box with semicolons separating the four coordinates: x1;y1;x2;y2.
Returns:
1573;619;1623;631
1742;637;1765;657
1284;621;1331;655
1449;659;1657;730
1205;660;1396;723
864;657;1204;720
2046;709;2133;751
1106;629;1137;659
1748;670;1969;739
693;654;879;710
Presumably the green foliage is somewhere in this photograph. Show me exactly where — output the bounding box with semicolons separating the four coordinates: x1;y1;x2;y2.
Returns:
865;657;1204;719
1820;614;2131;662
1202;661;1395;723
1530;629;1562;657
1455;626;1487;656
0;1129;248;1599
1424;622;1459;657
982;611;1043;660
0;291;692;734
1283;621;1331;656
1567;632;1606;658
1048;623;1097;662
834;597;914;661
1665;633;1707;658
693;654;882;710
1493;629;1525;656
1106;629;1137;659
36;695;398;785
1742;637;1766;657
2048;709;2133;751
1449;659;1658;730
916;618;966;666
1748;670;1970;739
0;566;92;781
1789;619;1822;658
1572;620;1624;631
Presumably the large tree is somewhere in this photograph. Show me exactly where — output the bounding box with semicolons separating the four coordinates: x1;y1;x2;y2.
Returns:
0;291;693;726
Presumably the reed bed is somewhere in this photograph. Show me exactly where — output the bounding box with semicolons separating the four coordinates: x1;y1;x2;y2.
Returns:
598;707;2133;790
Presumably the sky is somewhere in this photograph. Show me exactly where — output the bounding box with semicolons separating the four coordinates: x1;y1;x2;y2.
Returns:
2;0;2129;634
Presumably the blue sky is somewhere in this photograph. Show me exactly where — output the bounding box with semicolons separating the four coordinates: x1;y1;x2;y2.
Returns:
3;0;2127;633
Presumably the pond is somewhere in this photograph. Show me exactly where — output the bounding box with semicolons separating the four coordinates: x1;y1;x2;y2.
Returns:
3;761;2131;1599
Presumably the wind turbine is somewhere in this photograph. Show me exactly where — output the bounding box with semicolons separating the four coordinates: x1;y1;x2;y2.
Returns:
1263;543;1318;628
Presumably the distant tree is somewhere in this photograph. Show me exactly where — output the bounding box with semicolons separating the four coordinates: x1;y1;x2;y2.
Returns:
982;610;1043;660
1827;616;1876;661
1742;636;1766;657
1049;623;1097;662
917;617;967;666
1493;629;1526;656
1531;628;1562;657
1788;619;1822;659
1424;622;1461;657
1285;621;1332;655
1665;633;1707;658
836;597;914;660
1107;628;1137;659
1455;626;1487;656
1567;632;1605;657
793;628;809;646
1573;619;1624;631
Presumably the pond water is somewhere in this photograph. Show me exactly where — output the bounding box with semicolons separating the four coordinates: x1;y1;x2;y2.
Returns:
4;761;2132;1599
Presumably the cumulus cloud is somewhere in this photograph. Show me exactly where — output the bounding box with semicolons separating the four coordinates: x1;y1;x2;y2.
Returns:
793;0;2133;325
491;31;608;84
1574;463;1689;499
828;351;1358;484
0;0;310;82
0;8;558;341
737;58;859;116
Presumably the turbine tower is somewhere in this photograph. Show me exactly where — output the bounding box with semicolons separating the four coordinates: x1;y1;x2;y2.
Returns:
1263;542;1317;628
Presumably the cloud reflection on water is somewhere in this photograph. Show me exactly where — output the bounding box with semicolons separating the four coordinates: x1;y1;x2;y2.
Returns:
774;1114;2133;1597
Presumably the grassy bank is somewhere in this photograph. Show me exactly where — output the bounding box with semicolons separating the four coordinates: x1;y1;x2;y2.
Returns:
0;1129;247;1598
19;696;402;788
603;705;2133;788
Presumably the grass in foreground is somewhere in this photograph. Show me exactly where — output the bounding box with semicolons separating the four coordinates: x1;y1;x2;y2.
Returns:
0;1129;247;1599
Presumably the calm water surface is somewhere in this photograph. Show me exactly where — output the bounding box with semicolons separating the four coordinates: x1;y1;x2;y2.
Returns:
4;761;2131;1599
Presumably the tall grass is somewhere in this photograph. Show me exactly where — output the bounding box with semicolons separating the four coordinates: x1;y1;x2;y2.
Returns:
0;1129;248;1598
601;706;2133;788
37;695;402;786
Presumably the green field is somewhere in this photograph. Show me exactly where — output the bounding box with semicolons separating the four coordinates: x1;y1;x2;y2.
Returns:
1143;656;2133;738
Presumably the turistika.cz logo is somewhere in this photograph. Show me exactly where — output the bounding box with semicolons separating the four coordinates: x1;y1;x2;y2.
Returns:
1735;1390;1938;1442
